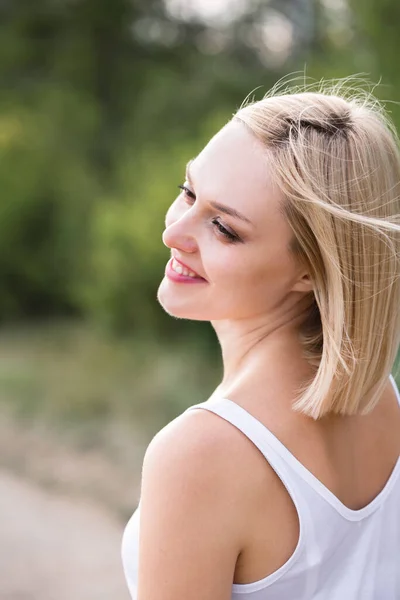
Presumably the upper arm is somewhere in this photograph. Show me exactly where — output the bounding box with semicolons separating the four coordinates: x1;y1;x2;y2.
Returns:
136;410;246;600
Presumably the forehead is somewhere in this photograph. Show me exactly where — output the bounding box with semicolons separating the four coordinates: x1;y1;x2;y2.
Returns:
190;120;283;226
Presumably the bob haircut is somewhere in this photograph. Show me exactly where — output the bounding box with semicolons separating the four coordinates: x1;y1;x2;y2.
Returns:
234;80;400;419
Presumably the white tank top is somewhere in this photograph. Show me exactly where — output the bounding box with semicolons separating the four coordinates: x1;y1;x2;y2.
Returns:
122;374;400;600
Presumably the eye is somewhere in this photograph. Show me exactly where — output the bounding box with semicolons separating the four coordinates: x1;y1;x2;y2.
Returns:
178;184;195;201
211;219;238;242
177;184;240;243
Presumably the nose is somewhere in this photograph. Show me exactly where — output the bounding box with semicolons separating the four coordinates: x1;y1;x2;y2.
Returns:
162;206;198;253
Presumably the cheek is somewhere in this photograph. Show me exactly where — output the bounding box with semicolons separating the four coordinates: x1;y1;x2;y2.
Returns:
216;246;294;295
205;251;260;295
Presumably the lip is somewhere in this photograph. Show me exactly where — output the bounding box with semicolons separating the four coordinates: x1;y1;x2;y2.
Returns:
171;255;204;280
165;257;207;284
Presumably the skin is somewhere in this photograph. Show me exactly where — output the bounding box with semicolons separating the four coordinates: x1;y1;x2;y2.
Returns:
158;120;314;390
135;121;400;600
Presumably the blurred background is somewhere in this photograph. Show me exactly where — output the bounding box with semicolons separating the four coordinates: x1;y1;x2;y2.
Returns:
0;0;399;598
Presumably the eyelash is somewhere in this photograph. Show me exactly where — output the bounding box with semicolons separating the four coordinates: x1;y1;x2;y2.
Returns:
177;184;239;243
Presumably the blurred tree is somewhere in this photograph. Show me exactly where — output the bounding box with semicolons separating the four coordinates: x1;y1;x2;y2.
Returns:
0;0;398;341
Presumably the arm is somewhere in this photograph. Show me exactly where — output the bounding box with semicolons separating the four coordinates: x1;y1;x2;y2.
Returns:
136;409;246;600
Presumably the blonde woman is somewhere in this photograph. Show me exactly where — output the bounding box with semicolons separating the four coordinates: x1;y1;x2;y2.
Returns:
122;81;400;599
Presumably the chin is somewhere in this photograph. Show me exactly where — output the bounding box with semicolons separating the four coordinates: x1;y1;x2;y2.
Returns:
156;280;209;321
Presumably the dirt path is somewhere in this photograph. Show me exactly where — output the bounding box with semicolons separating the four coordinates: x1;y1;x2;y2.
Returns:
0;469;131;600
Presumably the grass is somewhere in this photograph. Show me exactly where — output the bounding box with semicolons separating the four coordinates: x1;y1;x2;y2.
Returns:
0;320;222;516
0;319;221;439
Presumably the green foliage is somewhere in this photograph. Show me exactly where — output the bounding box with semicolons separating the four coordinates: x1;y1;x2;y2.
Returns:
0;91;99;317
0;321;221;435
78;110;228;332
0;0;399;342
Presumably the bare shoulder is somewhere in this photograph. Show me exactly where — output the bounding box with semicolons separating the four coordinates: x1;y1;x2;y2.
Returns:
142;406;256;500
135;403;299;598
141;403;281;541
135;407;256;599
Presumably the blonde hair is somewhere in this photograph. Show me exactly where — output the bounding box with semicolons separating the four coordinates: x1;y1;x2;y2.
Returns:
234;79;400;419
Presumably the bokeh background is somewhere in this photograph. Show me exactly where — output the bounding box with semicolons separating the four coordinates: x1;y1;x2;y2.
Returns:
0;1;399;598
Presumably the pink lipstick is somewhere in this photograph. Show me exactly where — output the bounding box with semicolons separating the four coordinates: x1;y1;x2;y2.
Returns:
165;258;206;284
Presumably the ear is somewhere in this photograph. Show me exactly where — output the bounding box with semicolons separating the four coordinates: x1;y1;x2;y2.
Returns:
291;271;313;293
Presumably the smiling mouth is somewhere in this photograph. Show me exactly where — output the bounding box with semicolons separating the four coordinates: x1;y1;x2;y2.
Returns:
171;258;203;279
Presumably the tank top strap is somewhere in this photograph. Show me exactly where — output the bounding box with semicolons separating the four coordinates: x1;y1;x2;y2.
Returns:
184;397;306;504
184;373;400;521
185;397;294;466
389;373;400;406
186;374;400;464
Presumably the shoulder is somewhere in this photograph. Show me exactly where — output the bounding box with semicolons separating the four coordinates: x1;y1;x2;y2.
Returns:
134;404;292;599
141;403;278;530
139;405;269;543
142;406;249;499
134;408;251;599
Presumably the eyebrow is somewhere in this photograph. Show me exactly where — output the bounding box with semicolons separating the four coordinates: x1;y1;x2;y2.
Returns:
185;159;253;226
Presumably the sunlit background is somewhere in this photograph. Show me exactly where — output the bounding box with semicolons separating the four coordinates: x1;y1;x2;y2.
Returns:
0;1;399;598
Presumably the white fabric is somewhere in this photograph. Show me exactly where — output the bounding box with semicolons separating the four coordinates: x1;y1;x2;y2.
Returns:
122;374;400;599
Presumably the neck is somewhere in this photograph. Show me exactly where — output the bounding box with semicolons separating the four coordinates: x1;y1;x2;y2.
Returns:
211;295;314;392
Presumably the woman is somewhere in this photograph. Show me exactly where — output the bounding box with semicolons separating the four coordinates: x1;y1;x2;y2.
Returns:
122;82;400;599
